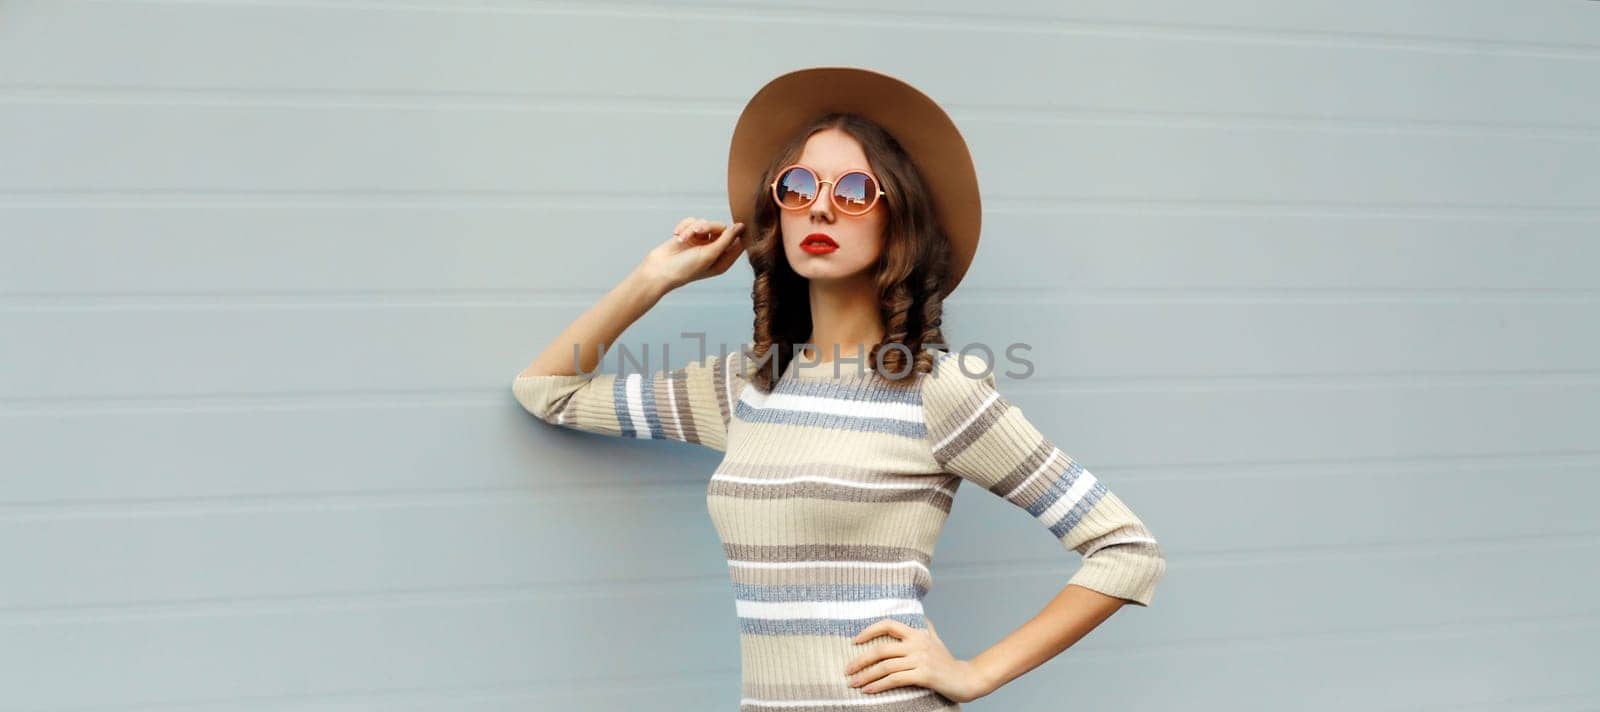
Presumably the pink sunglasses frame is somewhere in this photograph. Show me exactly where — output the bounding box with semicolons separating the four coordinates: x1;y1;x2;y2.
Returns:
769;163;886;216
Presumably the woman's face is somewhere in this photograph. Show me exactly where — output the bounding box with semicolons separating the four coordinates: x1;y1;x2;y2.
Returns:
778;128;887;286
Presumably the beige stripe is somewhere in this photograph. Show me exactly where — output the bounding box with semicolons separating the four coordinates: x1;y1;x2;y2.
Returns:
987;439;1059;502
683;355;728;450
725;559;934;591
669;367;700;444
564;372;623;435
931;390;1009;465
713;353;731;426
723;543;932;566
708;498;949;547
741;636;958;710
741;686;954;712
722;423;938;472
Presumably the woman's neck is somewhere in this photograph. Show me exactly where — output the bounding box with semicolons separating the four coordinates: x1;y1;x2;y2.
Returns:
802;276;884;364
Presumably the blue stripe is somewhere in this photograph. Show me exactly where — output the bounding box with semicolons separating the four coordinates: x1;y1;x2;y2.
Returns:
738;613;927;636
734;400;926;439
639;372;665;439
1045;476;1110;540
1024;459;1088;519
611;376;635;438
732;582;927;602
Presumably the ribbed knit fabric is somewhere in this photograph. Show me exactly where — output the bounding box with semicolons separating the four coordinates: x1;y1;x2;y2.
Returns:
512;347;1166;711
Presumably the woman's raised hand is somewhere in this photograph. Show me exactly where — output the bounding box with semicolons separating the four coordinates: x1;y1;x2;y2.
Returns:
639;217;748;293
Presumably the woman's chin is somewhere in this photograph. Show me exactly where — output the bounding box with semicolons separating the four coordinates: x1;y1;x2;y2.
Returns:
795;269;871;285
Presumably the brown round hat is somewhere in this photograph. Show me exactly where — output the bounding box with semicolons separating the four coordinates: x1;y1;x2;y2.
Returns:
726;66;982;296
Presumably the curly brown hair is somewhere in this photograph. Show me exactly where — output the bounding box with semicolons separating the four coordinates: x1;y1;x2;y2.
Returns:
740;112;954;393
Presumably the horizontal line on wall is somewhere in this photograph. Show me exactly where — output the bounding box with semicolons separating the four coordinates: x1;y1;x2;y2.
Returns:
4;287;1600;309
949;288;1600;305
1085;609;1600;663
7;369;1600;413
944;532;1600;583
1389;690;1600;712
0;532;1592;623
1;191;1596;220
3;448;1597;517
119;0;1600;59
4;86;1599;141
29;669;739;712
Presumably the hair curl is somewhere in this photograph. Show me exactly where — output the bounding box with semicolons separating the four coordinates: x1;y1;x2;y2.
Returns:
741;112;954;393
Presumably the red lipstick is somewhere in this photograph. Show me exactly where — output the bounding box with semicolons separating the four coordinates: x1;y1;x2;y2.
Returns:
801;232;839;255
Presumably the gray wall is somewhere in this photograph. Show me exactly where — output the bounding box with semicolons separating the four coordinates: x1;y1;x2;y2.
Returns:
2;1;1596;710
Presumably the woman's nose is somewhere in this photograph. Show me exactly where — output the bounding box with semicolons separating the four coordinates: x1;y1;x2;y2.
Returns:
810;192;835;221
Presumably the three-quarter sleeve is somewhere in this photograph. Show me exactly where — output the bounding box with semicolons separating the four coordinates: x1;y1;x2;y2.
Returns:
921;350;1167;606
512;349;745;453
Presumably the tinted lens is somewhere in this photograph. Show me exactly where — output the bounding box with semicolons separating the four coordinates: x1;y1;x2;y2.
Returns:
834;171;878;213
774;166;818;209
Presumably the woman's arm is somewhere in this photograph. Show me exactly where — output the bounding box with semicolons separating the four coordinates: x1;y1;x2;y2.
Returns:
515;264;672;380
511;219;749;451
920;349;1167;697
966;582;1132;697
518;216;745;378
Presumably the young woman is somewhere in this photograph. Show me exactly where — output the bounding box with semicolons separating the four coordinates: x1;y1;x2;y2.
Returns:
513;67;1166;711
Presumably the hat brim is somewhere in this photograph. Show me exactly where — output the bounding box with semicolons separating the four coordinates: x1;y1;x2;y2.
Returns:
726;66;981;296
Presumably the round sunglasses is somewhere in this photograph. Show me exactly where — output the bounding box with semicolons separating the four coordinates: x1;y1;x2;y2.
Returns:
769;163;885;216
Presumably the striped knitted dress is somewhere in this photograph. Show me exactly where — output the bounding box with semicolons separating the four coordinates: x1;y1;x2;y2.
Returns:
512;347;1166;711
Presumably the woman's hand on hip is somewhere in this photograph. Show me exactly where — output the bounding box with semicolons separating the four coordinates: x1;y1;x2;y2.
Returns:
843;616;995;703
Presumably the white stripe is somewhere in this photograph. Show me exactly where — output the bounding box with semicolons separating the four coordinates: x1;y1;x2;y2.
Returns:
555;388;580;426
711;473;957;497
741;688;934;707
738;390;922;423
1037;468;1099;531
999;447;1061;501
728;559;931;576
735;597;925;620
930;390;1000;452
623;373;651;439
1081;532;1159;558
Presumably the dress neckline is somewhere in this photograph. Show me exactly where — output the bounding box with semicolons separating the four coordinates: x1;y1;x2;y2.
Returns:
779;349;929;389
785;355;874;381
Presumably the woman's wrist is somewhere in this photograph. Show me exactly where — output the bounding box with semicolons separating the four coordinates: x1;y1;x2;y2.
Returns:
628;263;678;301
966;652;1006;698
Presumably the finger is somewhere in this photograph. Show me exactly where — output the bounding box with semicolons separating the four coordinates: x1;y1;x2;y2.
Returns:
853;620;909;648
698;223;742;262
697;219;726;239
852;620;887;643
863;668;922;694
846;641;906;676
688;223;740;258
673;217;694;236
712;221;744;248
721;229;747;255
676;217;704;243
854;657;915;689
709;240;744;274
880;619;915;640
872;641;910;660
